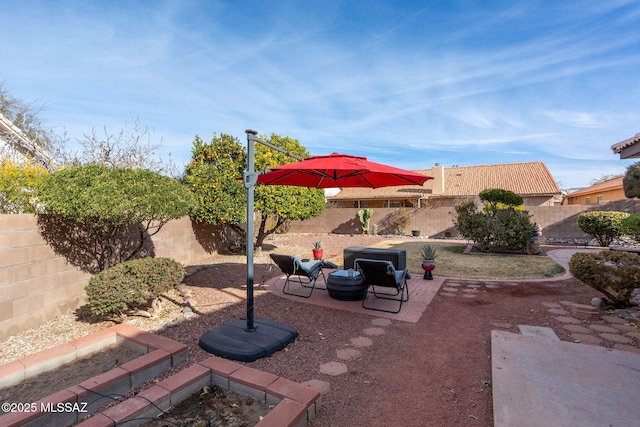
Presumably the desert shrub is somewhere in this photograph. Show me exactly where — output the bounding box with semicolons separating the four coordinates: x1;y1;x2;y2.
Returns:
489;208;536;252
388;208;412;234
576;211;630;247
454;199;492;252
454;198;535;253
569;251;640;307
85;257;185;317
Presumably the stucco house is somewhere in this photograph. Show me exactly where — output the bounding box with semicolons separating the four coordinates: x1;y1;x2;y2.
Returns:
562;177;626;205
0;112;54;168
328;161;562;208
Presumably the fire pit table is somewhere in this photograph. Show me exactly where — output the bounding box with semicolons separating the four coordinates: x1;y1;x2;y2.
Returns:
326;269;366;301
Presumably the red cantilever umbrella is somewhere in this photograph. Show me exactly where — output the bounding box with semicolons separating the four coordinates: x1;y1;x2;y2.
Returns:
257;153;432;188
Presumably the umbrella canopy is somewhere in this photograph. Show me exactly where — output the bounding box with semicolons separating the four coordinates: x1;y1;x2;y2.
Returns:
257;153;432;188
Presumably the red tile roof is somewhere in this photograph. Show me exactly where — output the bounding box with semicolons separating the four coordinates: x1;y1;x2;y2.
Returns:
565;177;623;198
329;162;561;200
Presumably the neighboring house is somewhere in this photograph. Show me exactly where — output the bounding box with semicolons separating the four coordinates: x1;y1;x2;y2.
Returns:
328;161;562;208
611;132;640;159
0;112;54;169
562;177;625;205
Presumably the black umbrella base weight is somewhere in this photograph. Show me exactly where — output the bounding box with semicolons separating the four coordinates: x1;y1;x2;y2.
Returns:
198;317;298;362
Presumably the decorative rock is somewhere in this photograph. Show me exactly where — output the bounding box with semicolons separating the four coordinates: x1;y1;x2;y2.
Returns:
591;297;603;307
183;310;196;319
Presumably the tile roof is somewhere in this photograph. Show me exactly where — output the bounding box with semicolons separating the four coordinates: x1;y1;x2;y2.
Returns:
329;162;561;200
565;177;623;198
611;132;640;156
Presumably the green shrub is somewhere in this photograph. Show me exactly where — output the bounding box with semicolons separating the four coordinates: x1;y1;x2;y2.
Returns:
479;188;523;209
569;251;640;307
620;213;640;242
454;198;536;253
576;211;630;247
85;257;185;317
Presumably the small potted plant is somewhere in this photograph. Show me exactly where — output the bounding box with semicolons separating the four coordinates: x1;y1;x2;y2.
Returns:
312;240;323;260
420;244;437;280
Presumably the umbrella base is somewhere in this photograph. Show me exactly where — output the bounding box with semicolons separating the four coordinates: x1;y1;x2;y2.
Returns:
198;317;298;362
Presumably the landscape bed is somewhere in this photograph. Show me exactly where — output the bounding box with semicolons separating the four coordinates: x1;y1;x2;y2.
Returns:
0;324;321;427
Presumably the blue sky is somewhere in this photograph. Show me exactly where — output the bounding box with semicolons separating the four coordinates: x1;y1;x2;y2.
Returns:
1;0;639;189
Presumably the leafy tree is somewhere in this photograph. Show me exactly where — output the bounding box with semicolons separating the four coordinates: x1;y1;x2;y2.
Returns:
184;133;247;237
38;164;195;270
0;159;48;213
576;211;629;246
623;161;640;199
479;188;523;212
184;132;325;248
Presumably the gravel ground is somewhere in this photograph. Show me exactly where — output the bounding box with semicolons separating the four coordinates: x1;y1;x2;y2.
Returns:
0;234;609;426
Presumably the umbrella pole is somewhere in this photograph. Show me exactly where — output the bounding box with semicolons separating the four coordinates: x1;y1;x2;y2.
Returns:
244;129;258;332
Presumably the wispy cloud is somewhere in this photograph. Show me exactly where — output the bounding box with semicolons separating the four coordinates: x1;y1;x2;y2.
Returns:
1;0;639;188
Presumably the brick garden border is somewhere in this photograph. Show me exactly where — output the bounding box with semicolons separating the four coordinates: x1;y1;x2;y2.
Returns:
0;324;321;427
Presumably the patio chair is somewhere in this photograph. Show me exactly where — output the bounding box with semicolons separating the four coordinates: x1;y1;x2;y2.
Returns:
270;254;327;298
354;258;409;313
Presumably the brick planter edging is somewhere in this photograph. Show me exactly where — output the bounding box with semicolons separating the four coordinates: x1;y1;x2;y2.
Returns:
0;324;188;427
77;355;322;427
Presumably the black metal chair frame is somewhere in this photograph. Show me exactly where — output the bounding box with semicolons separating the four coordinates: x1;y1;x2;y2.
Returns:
354;258;409;313
270;254;327;298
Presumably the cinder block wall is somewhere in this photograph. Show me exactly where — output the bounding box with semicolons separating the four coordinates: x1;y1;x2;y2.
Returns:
0;215;90;341
0;215;220;341
286;201;640;239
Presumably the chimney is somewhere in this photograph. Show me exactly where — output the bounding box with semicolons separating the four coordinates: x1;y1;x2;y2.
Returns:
431;163;445;195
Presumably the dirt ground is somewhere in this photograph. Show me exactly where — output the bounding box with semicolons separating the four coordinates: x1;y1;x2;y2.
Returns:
0;343;141;402
141;384;271;427
0;234;623;426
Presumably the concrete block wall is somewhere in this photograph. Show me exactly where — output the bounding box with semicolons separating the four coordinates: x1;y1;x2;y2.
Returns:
0;215;90;341
0;215;221;341
287;201;640;240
